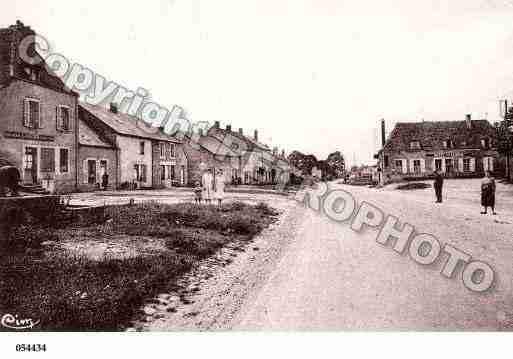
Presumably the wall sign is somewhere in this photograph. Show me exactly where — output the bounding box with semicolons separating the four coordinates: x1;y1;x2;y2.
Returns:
4;131;55;142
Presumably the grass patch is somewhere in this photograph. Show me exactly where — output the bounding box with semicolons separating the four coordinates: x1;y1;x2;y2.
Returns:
0;201;279;331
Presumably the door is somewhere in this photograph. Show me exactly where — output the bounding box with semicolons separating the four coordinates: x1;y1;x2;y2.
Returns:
445;158;454;174
180;165;185;185
24;147;38;184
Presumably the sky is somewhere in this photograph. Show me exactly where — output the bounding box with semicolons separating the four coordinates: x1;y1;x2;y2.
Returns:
3;0;513;167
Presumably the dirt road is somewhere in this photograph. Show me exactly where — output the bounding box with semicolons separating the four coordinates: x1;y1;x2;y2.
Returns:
133;179;513;331
234;179;513;330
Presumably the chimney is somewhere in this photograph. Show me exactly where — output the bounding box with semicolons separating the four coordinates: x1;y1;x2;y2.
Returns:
254;129;258;142
465;114;472;129
110;103;118;114
273;146;278;155
281;149;285;157
226;124;232;132
381;119;386;148
238;128;243;135
214;121;220;129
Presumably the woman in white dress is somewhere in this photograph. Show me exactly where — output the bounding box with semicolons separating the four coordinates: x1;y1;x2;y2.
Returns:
201;169;214;204
214;169;226;206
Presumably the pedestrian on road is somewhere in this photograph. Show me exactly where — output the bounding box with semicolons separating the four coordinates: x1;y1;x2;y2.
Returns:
214;169;226;206
433;169;443;203
481;170;496;215
193;181;202;204
202;168;214;204
101;172;109;191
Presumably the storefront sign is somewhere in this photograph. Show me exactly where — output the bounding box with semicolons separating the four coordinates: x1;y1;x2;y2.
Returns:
4;131;54;142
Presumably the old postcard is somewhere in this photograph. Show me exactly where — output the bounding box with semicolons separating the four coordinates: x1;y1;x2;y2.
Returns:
1;1;512;357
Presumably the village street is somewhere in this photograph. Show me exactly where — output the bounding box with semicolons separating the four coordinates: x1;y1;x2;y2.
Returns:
232;179;513;330
97;178;513;331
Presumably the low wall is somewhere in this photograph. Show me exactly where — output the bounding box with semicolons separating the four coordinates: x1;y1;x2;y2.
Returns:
0;195;61;240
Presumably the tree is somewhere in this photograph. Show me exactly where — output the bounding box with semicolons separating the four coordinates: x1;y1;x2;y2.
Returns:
496;120;513;179
287;151;318;176
325;151;346;178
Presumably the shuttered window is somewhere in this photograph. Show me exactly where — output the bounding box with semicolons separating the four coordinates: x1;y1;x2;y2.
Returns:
23;98;40;128
57;106;71;131
40;148;55;172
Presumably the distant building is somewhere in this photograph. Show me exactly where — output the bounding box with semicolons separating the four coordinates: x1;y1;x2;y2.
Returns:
378;115;501;183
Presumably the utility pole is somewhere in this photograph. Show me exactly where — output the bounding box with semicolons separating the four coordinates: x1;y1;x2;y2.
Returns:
503;100;510;180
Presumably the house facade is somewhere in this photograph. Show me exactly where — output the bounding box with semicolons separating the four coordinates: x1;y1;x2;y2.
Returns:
79;103;187;189
379;115;501;183
0;21;78;193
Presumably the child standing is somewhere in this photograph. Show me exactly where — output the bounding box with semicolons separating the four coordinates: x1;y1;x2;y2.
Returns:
194;181;202;204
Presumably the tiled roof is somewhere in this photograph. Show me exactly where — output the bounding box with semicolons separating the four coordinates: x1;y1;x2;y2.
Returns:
79;120;115;148
384;119;497;151
79;102;182;143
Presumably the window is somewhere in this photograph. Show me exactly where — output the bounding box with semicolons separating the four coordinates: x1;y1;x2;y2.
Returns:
483;157;494;172
167;143;176;157
409;141;421;150
160;143;165;158
57;106;71;131
170;165;176;180
445;158;454;173
443;140;454;149
40;148;55;173
413;160;421;174
23;98;40;128
139;142;145;155
481;138;490;149
384;155;389;168
59;148;69;173
463;158;471;172
435;159;442;171
395;159;403;173
88;160;97;184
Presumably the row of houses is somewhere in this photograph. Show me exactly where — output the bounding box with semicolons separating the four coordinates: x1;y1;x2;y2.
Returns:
376;114;502;184
0;21;291;194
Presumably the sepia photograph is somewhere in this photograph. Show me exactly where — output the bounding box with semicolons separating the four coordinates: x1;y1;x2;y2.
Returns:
1;0;513;357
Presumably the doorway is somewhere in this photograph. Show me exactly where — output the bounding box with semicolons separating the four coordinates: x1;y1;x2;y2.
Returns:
24;147;38;184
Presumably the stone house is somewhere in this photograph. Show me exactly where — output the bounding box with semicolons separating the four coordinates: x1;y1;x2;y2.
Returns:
378;115;501;183
182;121;242;186
0;21;78;193
183;121;291;187
79;102;187;189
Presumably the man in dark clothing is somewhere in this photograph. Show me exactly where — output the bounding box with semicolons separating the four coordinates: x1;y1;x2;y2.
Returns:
101;172;109;191
433;169;443;203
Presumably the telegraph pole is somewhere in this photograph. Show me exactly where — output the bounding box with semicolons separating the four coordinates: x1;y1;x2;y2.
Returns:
504;100;510;180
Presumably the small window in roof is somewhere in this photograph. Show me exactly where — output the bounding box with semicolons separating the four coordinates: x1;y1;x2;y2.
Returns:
409;141;421;150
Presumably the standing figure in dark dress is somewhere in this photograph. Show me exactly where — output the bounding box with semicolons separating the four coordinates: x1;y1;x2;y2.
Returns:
481;171;496;215
433;169;443;203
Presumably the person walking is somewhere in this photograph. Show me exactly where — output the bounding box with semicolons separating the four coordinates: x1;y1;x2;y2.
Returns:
433;169;443;203
214;169;226;206
481;170;496;215
202;168;214;205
